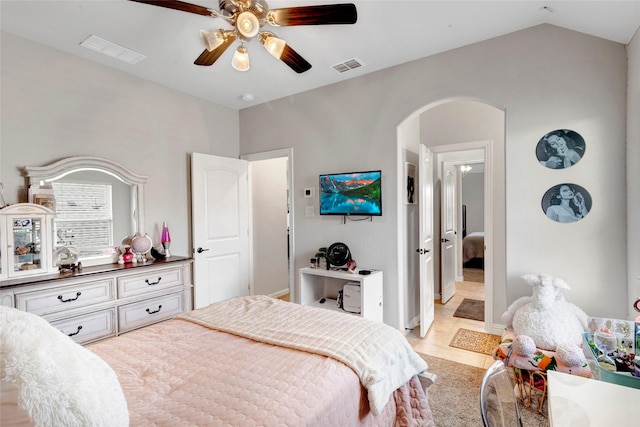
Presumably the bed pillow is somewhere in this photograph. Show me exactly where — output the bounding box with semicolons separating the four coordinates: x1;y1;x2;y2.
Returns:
0;306;129;427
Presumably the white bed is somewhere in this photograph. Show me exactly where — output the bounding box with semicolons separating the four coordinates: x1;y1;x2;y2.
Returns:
463;231;485;266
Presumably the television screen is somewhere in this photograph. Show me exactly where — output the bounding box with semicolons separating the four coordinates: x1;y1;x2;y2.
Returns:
319;170;382;216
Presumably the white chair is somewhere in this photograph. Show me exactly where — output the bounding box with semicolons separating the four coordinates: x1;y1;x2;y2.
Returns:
479;360;523;427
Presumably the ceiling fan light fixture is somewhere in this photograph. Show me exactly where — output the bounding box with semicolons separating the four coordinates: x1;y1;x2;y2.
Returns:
236;11;260;39
200;29;226;51
232;45;250;71
259;33;286;59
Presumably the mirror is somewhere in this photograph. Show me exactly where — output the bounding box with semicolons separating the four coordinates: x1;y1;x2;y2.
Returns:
25;156;147;266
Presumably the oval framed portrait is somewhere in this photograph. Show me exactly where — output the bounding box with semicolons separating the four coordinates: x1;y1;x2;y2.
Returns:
536;129;586;169
541;183;592;223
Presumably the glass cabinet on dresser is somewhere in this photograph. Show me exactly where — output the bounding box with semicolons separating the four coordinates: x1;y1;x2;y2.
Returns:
0;203;57;280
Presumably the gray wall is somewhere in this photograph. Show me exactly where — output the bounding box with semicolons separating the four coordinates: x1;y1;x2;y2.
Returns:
2;23;636;329
250;157;289;296
627;27;640;320
462;172;484;236
240;24;630;328
1;33;239;258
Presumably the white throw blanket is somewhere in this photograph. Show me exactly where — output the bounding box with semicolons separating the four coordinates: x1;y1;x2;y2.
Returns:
178;295;427;415
0;306;129;427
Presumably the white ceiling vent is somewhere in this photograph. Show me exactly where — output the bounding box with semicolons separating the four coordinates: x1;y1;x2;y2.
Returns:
80;35;146;65
331;58;364;73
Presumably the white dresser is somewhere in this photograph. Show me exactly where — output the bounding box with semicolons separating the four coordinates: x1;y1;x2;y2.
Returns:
0;257;193;344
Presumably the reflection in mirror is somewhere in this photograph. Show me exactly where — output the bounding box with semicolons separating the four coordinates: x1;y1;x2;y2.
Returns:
25;157;147;267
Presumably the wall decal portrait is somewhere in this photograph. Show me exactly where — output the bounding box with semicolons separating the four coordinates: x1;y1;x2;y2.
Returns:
541;183;592;223
536;129;585;169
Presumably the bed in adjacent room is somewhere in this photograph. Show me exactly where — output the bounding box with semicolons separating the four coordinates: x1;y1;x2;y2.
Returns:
462;231;485;268
1;295;434;426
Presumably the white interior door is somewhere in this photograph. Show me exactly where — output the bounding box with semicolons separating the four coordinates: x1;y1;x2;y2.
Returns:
191;153;250;308
440;161;457;304
419;144;435;337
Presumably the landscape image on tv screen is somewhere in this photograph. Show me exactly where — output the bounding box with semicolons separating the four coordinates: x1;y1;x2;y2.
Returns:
319;170;382;216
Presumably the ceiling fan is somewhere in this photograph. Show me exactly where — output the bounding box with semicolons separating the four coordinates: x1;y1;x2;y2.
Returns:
130;0;358;73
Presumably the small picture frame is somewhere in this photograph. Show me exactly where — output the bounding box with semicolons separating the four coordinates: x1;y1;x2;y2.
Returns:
34;194;56;211
304;188;314;198
536;129;586;169
405;162;417;204
541;183;592;223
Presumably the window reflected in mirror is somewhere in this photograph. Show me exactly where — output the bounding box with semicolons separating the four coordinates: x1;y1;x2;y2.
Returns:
25;157;147;267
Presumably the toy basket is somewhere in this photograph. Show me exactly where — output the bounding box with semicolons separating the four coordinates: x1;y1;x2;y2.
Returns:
510;367;548;416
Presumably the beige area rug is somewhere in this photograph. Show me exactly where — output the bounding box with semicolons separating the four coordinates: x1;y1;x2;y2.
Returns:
449;328;501;355
453;298;484;321
463;268;484;283
419;353;549;427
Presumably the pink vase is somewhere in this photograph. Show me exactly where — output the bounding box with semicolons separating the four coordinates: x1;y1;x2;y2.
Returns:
122;247;135;263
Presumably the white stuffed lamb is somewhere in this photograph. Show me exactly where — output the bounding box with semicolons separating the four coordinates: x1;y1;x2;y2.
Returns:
502;274;588;351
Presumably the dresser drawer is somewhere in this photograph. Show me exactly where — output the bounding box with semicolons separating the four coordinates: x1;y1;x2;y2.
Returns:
50;308;116;345
16;279;116;316
118;291;186;333
117;267;183;298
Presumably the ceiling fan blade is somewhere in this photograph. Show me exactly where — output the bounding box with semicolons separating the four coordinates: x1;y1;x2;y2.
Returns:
129;0;212;16
278;44;312;73
194;33;237;66
268;4;357;26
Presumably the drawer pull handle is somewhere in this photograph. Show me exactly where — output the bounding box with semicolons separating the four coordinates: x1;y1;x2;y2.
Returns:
67;325;83;337
146;305;163;315
145;277;162;286
58;292;81;303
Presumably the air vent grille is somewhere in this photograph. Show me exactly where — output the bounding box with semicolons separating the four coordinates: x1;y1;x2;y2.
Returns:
332;58;364;73
80;35;146;64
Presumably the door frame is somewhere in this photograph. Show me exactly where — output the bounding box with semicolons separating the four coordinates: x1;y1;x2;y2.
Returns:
241;148;295;299
431;140;493;332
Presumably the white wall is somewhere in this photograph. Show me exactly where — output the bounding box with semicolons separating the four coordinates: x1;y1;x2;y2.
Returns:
250;157;289;296
627;28;640;320
1;33;240;258
240;24;630;328
462;172;484;235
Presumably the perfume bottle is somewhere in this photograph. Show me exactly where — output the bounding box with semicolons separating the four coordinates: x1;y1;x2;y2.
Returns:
161;222;171;257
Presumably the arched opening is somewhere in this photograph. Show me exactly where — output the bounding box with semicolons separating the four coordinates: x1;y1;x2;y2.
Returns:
397;99;506;350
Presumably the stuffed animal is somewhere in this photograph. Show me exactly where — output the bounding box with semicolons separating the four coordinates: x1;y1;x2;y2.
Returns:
502;274;588;351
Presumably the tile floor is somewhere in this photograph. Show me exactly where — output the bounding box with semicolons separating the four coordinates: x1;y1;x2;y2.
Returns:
406;277;497;370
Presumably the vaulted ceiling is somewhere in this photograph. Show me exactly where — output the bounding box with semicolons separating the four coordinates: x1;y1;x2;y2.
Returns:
2;1;638;110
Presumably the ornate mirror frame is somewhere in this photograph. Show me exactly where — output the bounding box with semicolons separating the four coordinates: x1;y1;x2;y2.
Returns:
25;156;148;265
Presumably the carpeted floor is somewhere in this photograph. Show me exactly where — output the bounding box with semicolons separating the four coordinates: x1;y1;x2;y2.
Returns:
420;353;549;427
453;298;484;321
449;328;501;355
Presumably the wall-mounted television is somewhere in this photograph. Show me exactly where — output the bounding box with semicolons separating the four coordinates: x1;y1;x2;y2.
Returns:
319;170;382;216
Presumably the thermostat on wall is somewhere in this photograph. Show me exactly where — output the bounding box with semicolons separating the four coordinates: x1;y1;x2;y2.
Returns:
304;188;314;198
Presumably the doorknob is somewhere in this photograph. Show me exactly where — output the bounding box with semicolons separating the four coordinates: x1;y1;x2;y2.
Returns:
440;238;450;243
415;248;430;254
196;247;209;253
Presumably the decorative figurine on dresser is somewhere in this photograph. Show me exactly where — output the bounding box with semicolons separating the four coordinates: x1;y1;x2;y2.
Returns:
0;156;193;345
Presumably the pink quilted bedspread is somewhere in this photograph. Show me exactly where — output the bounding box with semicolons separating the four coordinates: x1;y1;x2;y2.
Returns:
88;318;434;426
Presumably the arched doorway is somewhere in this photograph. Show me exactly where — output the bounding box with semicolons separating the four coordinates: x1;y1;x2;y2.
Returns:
397;99;505;339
